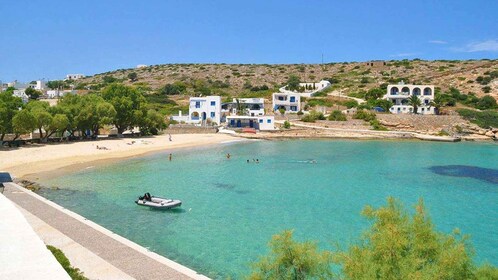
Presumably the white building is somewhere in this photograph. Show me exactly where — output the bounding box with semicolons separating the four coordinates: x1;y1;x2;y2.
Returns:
273;92;300;113
222;98;265;117
297;80;331;97
383;83;435;115
46;90;75;99
226;115;275;131
188;96;222;125
65;74;84;80
13;90;29;103
136;64;148;69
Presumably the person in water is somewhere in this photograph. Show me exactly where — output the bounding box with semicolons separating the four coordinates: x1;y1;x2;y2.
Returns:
247;159;250;163
227;153;231;159
169;153;172;161
256;159;259;163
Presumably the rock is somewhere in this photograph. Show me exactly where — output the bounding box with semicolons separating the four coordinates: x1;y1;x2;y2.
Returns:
478;129;486;135
485;131;495;137
492;128;498;133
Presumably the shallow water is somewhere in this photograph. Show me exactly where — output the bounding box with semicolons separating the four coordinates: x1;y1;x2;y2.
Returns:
38;140;498;279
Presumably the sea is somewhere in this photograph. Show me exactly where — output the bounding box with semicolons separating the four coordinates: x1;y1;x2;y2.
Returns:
37;140;498;279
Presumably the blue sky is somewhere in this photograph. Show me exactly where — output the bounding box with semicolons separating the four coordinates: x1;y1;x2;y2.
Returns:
1;0;497;81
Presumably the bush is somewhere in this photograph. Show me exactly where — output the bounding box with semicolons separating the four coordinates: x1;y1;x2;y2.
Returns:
283;121;291;129
47;245;88;280
328;110;347;121
457;109;498;128
278;107;286;115
343;99;358;108
476;95;497;110
297;110;304;116
370;119;388;130
353;110;376;121
301;111;325;123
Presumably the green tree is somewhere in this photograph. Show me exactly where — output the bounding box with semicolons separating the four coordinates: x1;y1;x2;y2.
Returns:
248;230;334;280
429;93;445;115
364;88;385;101
408;95;422;114
27;101;52;140
75;94;116;136
0;91;23;141
12;109;36;140
101;84;147;134
139;110;166;135
334;197;495;280
127;72;138;82
283;120;291;129
46;114;70;140
287;75;301;91
24;87;42;100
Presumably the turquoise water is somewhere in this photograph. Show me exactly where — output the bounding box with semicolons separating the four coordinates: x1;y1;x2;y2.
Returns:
38;140;498;279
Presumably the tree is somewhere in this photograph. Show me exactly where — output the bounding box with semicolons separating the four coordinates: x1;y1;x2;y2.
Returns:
0;91;23;141
27;101;52;140
24;87;42;100
75;94;116;136
139;110;166;135
248;230;334;280
160;82;186;95
334;197;496;280
248;198;498;279
429;93;445;115
12;109;36;140
364;88;385;101
287;75;301;91
46;114;69;141
127;72;138;82
408;95;422;114
101;84;147;134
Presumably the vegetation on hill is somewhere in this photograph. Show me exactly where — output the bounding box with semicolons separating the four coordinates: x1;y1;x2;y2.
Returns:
72;60;497;99
248;197;498;280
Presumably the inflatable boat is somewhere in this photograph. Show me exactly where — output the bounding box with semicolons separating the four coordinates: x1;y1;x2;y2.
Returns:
135;193;182;209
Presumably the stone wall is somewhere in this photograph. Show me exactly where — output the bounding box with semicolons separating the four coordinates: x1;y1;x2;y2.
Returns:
166;125;218;134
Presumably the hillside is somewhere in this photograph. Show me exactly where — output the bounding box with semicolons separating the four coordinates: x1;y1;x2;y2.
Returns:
76;59;498;99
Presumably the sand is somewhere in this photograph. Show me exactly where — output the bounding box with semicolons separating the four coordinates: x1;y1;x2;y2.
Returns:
0;134;237;179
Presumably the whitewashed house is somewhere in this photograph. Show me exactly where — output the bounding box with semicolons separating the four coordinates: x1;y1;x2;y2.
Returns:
65;74;84;80
13;90;29;103
272;92;300;113
383;83;435;114
222;98;265;117
225;115;275;131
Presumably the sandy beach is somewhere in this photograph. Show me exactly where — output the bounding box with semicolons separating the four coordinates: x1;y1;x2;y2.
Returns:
0;133;237;179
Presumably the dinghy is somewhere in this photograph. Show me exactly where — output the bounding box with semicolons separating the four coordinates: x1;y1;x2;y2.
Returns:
135;193;182;209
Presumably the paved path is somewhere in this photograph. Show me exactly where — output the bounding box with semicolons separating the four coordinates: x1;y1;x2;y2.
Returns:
3;183;209;280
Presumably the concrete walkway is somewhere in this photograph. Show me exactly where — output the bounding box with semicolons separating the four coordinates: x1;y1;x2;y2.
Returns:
0;193;70;280
3;183;210;280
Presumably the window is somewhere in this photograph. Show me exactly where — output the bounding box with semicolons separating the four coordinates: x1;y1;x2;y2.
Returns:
267;119;271;123
290;96;296;102
195;101;200;108
278;96;284;101
290;106;297;111
259;119;263;123
230;119;235;125
210;101;216;106
210;112;215;118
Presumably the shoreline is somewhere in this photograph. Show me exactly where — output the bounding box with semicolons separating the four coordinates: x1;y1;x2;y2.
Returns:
1;131;494;181
0;133;239;180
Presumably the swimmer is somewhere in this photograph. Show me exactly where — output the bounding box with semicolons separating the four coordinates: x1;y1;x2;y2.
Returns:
227;153;231;159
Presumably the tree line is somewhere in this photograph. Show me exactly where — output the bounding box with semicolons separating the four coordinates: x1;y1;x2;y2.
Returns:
0;83;166;143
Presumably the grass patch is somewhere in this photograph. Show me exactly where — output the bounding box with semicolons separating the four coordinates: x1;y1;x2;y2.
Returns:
47;245;88;280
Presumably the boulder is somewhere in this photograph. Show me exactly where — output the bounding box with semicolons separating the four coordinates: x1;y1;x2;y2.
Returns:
478;129;486;135
485;131;495;137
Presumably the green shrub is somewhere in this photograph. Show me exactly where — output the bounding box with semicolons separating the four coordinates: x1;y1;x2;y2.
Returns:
457;109;498;128
283;121;291;129
297;110;304;116
353;110;376;121
278;107;286;115
476;95;497;109
370;119;388;130
343;99;358;108
301;111;325;123
328;110;347;121
47;245;88;280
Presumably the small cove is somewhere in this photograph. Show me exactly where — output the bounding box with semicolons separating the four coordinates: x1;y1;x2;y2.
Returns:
37;140;498;279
